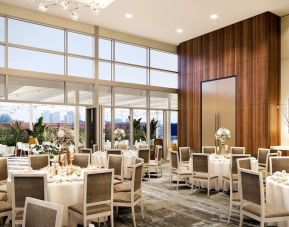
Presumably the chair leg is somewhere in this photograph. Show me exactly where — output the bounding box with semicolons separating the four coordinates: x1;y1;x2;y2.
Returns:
132;205;136;227
140;198;144;219
110;212;114;227
260;220;265;227
83;218;87;227
227;199;232;223
177;175;179;190
169;173;172;189
239;211;243;227
207;180;210;197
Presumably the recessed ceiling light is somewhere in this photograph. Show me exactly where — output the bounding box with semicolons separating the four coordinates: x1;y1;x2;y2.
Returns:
210;14;219;20
125;13;133;19
176;28;183;34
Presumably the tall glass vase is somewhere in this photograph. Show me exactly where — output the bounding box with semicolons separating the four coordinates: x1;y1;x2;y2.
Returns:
219;143;225;156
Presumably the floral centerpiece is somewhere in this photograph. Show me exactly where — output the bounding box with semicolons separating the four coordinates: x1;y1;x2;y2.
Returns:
114;128;126;141
215;128;231;155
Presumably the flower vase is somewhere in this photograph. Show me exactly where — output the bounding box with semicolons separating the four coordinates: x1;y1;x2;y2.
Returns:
219;143;225;156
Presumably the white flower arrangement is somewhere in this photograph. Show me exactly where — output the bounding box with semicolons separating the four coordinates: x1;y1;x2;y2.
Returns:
215;128;231;145
54;127;75;147
114;128;126;141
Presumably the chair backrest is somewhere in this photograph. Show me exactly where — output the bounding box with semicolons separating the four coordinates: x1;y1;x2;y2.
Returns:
107;149;122;156
0;157;8;181
135;157;144;165
257;148;269;165
84;169;113;215
230;147;245;155
73;154;90;168
239;168;264;207
11;173;47;210
270;157;289;175
202;146;216;154
29;155;49;170
192;153;209;174
77;145;84;153
155;145;162;161
231;154;251;174
81;148;92;155
277;150;282;157
108;154;123;180
266;153;277;174
138;144;148;149
170;150;179;170
179;147;190;162
132;163;143;193
138;149;150;164
237;158;252;171
92;144;99;152
23;197;63;227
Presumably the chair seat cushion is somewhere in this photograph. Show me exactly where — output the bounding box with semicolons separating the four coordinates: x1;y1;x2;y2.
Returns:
114;183;131;192
149;160;161;166
113;192;141;203
232;192;240;202
243;203;289;218
193;173;218;180
114;179;122;185
0;201;11;213
172;170;192;175
68;203;111;216
0;184;7;193
223;175;238;182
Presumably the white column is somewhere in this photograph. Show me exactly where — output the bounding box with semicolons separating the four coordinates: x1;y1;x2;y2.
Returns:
29;104;33;130
74;91;80;148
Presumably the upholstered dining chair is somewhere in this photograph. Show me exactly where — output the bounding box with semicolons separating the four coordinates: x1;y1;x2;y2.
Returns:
149;145;163;177
92;144;99;153
0;200;12;227
191;153;218;196
23;197;63;227
169;150;192;190
257;148;270;171
68;169;114;227
0;158;8;193
138;149;150;180
138;144;149;149
11;173;48;227
113;163;144;227
80;148;92;155
269;157;289;175
108;154;124;184
73;154;90;168
230;147;245;155
202;146;216;154
239;168;289;227
264;153;278;177
107;149;122;156
179;147;191;166
237;158;253;171
28;155;49;170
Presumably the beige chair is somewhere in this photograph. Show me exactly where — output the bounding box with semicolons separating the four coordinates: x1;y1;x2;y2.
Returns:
28;155;49;170
269;157;289;175
108;154;124;184
179;147;191;166
113;163;144;227
169;151;192;190
265;153;277;177
138;144;148;149
202;146;216;154
239;168;289;227
138;149;150;180
23;197;63;227
80;148;92;155
0;158;8;193
0;200;12;226
107;149;122;156
68;169;114;227
77;145;84;153
92;144;99;153
230;147;245;155
257;148;270;170
237;157;253;171
149;145;162;177
11;173;47;227
191;153;218;196
73;154;90;168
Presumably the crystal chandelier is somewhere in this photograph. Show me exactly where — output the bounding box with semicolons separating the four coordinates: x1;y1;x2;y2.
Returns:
28;0;115;21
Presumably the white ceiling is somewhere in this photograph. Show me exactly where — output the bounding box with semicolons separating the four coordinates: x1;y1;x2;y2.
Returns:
1;0;289;45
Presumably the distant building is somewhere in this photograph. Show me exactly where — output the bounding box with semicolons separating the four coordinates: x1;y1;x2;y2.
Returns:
64;111;74;123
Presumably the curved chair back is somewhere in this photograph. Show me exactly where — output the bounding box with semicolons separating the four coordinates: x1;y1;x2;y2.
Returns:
230;147;245;155
179;147;190;162
29;155;49;170
73;154;90;168
202;146;216;154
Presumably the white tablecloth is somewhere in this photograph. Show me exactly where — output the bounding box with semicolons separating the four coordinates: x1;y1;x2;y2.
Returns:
91;152;107;168
266;177;289;227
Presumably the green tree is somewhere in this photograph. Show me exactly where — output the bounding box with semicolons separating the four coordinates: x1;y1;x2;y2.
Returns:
26;117;47;144
143;118;159;140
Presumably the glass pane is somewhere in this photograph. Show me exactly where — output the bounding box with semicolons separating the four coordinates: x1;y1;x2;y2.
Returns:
8;19;64;51
0;17;4;42
133;109;147;145
68;57;94;78
99;61;111;80
150;49;178;71
99;38;111;60
115;64;146;85
115;108;130;144
150;91;169;109
8;47;64;74
68;32;94;57
67;82;94;105
170;111;178;144
115;42;146;66
0;75;4;100
8;77;64;103
170;93;178;110
150;70;178;89
103;107;112;149
79;107;86;146
0;45;4;68
150;110;163;139
115;87;146;108
99;86;111;106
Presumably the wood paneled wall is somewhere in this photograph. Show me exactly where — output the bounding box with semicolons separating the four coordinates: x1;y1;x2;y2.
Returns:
178;12;280;154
